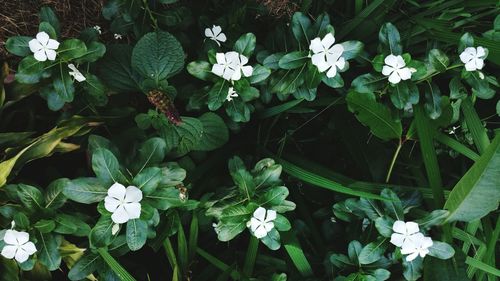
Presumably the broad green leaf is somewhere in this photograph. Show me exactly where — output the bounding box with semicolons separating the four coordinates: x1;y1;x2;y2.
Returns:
225;98;253;122
187;61;212;81
39;7;60;36
449;76;468;100
68;252;103;281
83;74;108;106
146;187;184;210
54;214;79;234
162;117;203;156
37;232;62;271
351;73;386;94
260;228;281;250
62;177;108;204
75;41;106;63
159;163;186;186
58;39;88;60
133;167;162;194
389;81;419;109
131;31;184;81
90;214;114;248
379;22;402;55
358;239;387;264
97;248;137;281
416;210;449;228
39;22;57;39
428;242;455;259
214;220;247;242
34;219;56;233
380;189;404;220
234;33;256;57
192;112;228;151
126;219;148;251
278;51;309;69
249;65;271;84
293;86;316;101
375;216;394;237
98;44;141;92
428;49;450;72
444;134;500;222
132;138;167;173
17;184;44;210
256;186;289;206
403;258;423;281
53;65;75;103
423;253;469;281
346;91;402;141
207;80;230;110
340;41;364;60
291;12;312;45
15;56;45;84
274;214;291;232
13;213;30;229
45;178;69;209
92;148;127;184
5;36;32;56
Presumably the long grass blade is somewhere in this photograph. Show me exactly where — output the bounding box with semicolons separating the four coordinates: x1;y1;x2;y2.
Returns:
461;97;490;154
434;133;480;161
97;248;137;281
466;256;500;277
242;235;259;277
196;248;241;280
282;231;314;277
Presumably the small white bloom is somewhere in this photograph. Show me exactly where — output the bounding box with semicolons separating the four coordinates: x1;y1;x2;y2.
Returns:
10;221;15;229
309;33;345;78
460;47;487;72
382;54;413;84
1;230;37;263
204;25;227;47
104;183;143;224
390;220;420;248
226;87;238;101
211;51;253;81
111;223;120;235
400;233;433;261
28;31;59;62
246;207;276;239
114;34;123;40
68;64;86;82
93;25;102;34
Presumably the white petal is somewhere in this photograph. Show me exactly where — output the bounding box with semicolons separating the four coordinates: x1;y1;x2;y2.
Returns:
405;252;419;262
395;55;406;68
124;186;143;203
68;64;77;72
225;52;240;65
401;244;416;255
464;47;476;57
112;224;120;235
36;32;50;46
223;68;235;81
474;58;484;70
21;242;36;255
239;54;249;65
1;245;17;259
421;236;433;248
311;53;326;67
328;44;344;58
335;57;346;70
382;65;394;76
230;68;242;81
249;218;260;232
398;67;412;80
104;196;121;212
459;50;474;64
476;46;486;58
28;39;43;52
215;33;227;42
205;28;214;38
123;202;141;219
46;39;60;50
266;210;277;222
241;65;253;77
212;25;222;36
326;65;337;78
111;206;130;224
108;183;126;200
321;33;335;49
263;221;274;232
74;73;86;82
405;222;419;234
384;54;398;67
33;50;47;62
392;221;406;234
253;225;268;239
3;230;18;245
419;248;429;258
309;38;323;53
212;64;225;77
45;49;57;61
465;60;477;71
15;231;29;245
390;233;406;247
15;248;30;263
388;71;401;84
215;53;226;64
253;207;267;221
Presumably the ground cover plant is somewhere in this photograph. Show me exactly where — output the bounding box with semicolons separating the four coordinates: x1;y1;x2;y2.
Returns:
0;0;499;280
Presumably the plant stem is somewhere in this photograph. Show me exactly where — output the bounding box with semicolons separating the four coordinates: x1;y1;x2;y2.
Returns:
385;139;403;183
243;235;259;277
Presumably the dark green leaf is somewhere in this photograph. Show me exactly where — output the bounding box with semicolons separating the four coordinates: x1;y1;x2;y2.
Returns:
126;219;148;251
234;33;256;57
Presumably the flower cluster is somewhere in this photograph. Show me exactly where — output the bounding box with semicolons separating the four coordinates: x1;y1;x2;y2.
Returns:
211;51;253;81
390;221;433;261
309;33;345;78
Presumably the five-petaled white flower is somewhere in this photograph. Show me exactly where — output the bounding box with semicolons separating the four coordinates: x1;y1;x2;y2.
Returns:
390;220;420;248
382;54;412;84
93;25;102;34
205;25;227;47
309;33;345;78
226;87;238;101
68;64;86;82
1;230;37;263
114;34;123;40
104;183;143;224
28;31;60;62
247;207;276;239
400;232;433;261
211;51;253;81
459;46;487;72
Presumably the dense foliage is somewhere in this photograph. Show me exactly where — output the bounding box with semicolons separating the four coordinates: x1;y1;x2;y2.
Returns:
0;0;499;280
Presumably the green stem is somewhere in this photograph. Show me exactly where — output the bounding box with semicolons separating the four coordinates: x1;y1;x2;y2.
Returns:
385;139;403;183
243;235;259;277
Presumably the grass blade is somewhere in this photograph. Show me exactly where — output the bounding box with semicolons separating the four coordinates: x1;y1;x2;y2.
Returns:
282;231;314;277
242;235;259;277
462;97;490;154
435;133;480;161
466;256;500;277
97;248;136;281
196;247;241;280
257;99;303;119
188;213;199;261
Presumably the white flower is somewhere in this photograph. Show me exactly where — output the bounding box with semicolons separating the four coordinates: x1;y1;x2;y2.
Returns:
226;87;238;101
68;64;86;82
28;31;59;62
93;25;102;34
205;25;227;47
246;207;276;239
382;54;413;84
114;34;123;40
104;183;143;224
460;46;487;71
211;51;253;81
111;223;120;235
390;220;420;248
309;33;345;78
400;233;433;261
1;230;37;263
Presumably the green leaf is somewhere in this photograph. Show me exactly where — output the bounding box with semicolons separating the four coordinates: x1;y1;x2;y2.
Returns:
444;134;500;222
428;241;455;259
249;65;271;84
187;61;212;81
214;220;247;242
424;82;442;119
13;213;30;229
98;44;141;92
126;219;148;251
340;41;364;60
133;167;162;194
423;253;469;281
346;91;402;141
278;51;309;69
146;187;184;210
282;231;314;276
229;157;256;198
291;12;312;45
45;178;69;209
83;74;108;106
225;99;253;123
34;219;56;233
39;22;57;39
15;56;45;84
458;33;474;53
37;232;62;271
58;39;88;60
53;214;79;234
162;117;204;156
53;65;75;103
62;177;108;204
90;214;114;248
428;49;450;72
97;248;137;281
261;228;281;250
416;210;449;228
5;36;32;56
132;138;167;173
380;189;403;220
92;148;127;184
403;258;423;281
310;12;330;38
75;41;106;63
131;31;184;81
234;33;256;57
358;239;387;264
351;73;386;94
379;22;402;55
159;163;186;186
257;186;289;206
193;112;229;151
68;252;103;281
17;184;44;210
39;7;60;36
274;214;291;231
375;216;395;237
207;80;230;110
389;81;419;109
449;76;468;100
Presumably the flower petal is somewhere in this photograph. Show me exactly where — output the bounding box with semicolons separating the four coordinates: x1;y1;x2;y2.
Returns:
253;225;268;239
405;252;419;262
421;236;433;248
46;39;60;50
215;53;226;64
45;49;57;61
263;221;274;232
15;248;30;263
311;53;326;67
108;182;126;200
335;57;346;70
384;54;398;67
405;222;419;234
104;196;121;212
215;33;227;42
249;217;260;232
266;210;277;222
124;186;143;203
15;231;29;245
111;205;130;224
309;38;323;53
123;202;141;220
212;64;225;77
395;55;406;68
205;28;214;38
474;58;484;70
212;25;222;36
239;54;249;65
459;50;474;64
465;60;477;71
33;50;47;62
230;68;242;81
392;220;406;234
36;32;50;46
328;44;344;58
21;242;36;255
326;65;337;78
321;33;335;49
390;233;406;247
382;65;394;76
3;230;18;245
476;46;486;58
241;65;253;77
398;67;412;81
28;39;43;52
222;68;235;81
388;71;401;84
1;245;17;259
253;207;267;221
